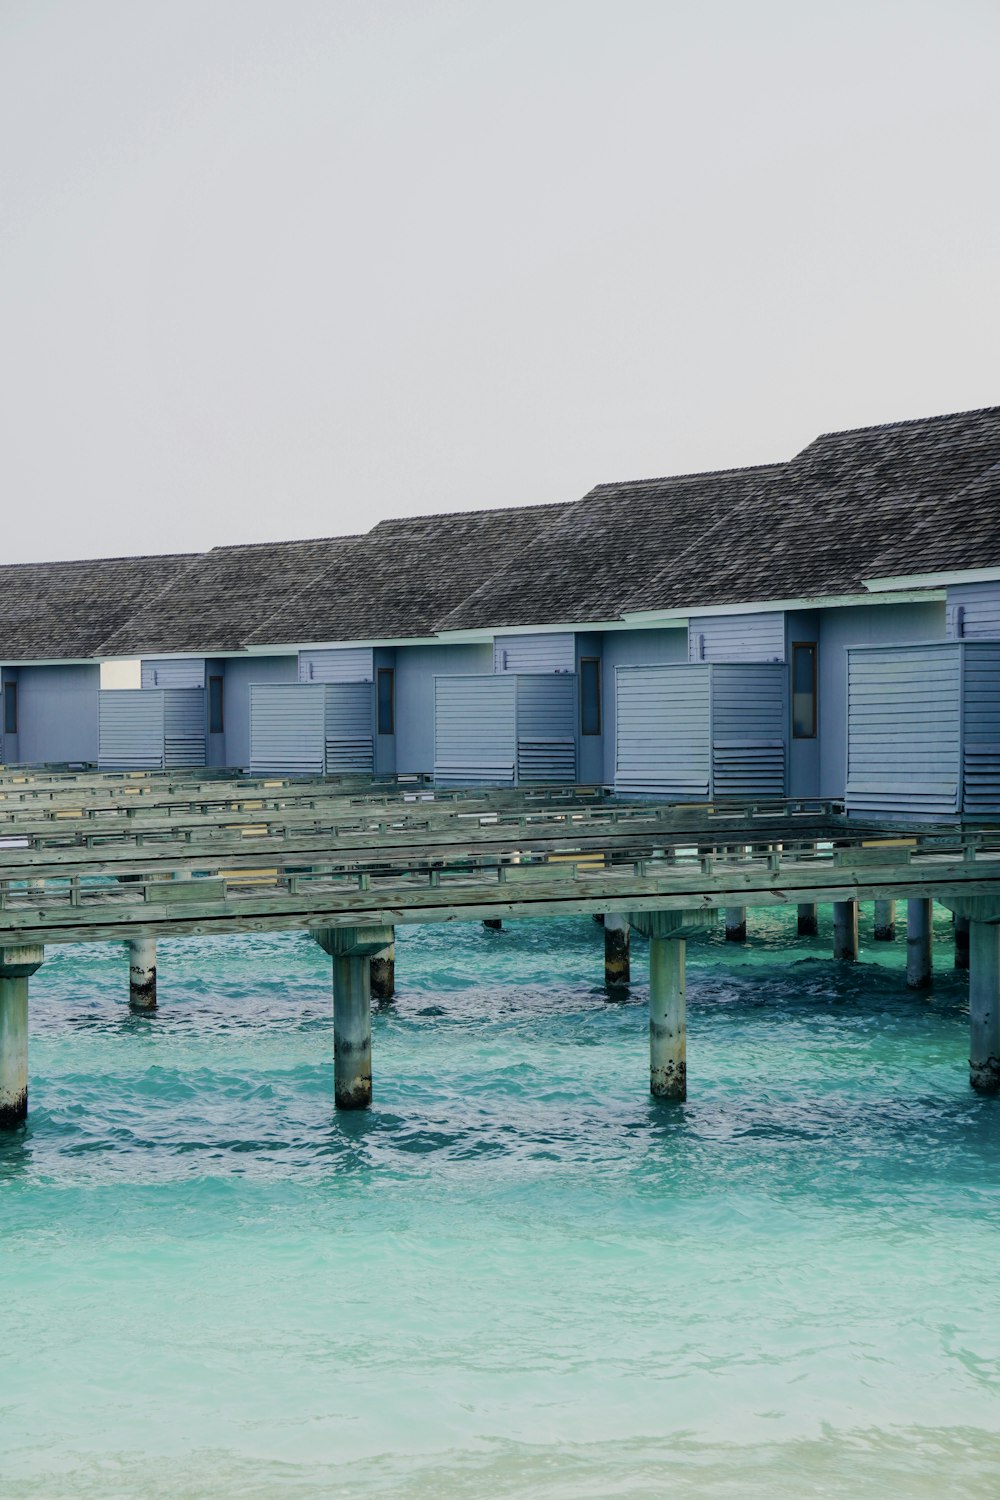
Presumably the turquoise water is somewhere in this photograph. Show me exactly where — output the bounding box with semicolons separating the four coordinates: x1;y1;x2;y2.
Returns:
2;908;999;1498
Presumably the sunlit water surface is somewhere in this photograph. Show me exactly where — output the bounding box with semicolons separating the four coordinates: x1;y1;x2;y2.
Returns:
1;907;998;1498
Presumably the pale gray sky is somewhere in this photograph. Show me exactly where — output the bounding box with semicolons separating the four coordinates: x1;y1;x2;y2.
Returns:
2;0;998;563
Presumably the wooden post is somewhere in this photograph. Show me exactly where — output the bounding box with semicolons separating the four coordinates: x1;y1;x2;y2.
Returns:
0;945;43;1129
797;903;818;937
649;936;686;1101
954;914;970;971
873;899;896;941
969;920;1000;1094
906;899;933;989
604;913;630;990
724;907;747;943
128;938;157;1010
370;934;395;1002
833;901;858;961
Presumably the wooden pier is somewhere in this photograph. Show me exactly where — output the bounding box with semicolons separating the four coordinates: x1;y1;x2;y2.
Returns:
1;767;999;1122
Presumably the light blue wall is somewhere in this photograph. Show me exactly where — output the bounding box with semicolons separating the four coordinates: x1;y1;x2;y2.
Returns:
601;628;687;784
395;643;493;774
818;600;946;798
222;655;297;769
17;664;101;765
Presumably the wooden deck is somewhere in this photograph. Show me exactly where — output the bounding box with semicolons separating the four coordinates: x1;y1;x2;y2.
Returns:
0;768;997;946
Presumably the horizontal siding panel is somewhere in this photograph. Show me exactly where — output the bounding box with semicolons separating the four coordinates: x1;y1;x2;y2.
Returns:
846;646;961;817
494;633;575;674
615;665;712;798
689;613;785;663
298;648;374;683
141;658;205;689
435;675;516;786
250;684;326;776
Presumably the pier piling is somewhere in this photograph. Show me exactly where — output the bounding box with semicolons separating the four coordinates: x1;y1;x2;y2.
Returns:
906;899;933;989
314;926;393;1110
833;901;859;961
604;913;630;990
969;920;1000;1094
797;903;819;936
370;934;395;1002
874;900;896;941
127;938;157;1010
955;915;970;971
724;907;747;943
649;936;686;1100
0;945;43;1128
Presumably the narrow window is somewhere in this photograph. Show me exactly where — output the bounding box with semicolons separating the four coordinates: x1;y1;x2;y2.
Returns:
580;656;601;736
3;681;17;736
792;642;817;738
377;667;395;735
208;675;225;735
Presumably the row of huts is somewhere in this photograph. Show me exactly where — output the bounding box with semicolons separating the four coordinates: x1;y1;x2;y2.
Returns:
3;404;1000;820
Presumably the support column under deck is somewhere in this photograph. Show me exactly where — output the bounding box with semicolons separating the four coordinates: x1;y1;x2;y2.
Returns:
833;901;858;961
906;899;933;990
797;904;818;937
969;921;1000;1094
128;938;157;1011
370;935;395;1002
314;925;393;1111
649;936;686;1101
332;955;372;1110
0;946;44;1129
955;915;970;972
604;913;630;991
873;900;896;942
724;907;747;943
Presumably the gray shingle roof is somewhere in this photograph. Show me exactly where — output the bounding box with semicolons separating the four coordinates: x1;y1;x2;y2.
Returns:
0;552;197;662
434;465;784;631
96;535;362;655
625;405;1000;612
243;503;571;646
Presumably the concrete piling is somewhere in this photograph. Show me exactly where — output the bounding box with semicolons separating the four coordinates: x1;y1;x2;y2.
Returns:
370;936;395;1002
0;945;43;1128
649;936;686;1101
332;954;372;1110
724;907;747;943
314;925;393;1110
969;920;1000;1094
873;899;896;941
797;903;819;937
604;913;630;990
954;914;970;971
833;901;859;961
906;899;933;989
127;938;157;1010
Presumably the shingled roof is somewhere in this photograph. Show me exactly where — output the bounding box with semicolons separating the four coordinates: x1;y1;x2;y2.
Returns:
96;535;363;655
0;552;197;662
243;502;571;646
434;465;784;631
624;405;1000;613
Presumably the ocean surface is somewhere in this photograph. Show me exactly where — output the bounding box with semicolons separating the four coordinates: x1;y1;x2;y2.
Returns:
1;906;998;1498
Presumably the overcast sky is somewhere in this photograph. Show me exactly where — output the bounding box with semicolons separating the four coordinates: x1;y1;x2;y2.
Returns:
1;0;998;563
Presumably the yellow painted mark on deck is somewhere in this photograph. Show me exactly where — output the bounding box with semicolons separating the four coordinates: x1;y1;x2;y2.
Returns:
861;838;917;849
240;826;269;837
221;867;279;884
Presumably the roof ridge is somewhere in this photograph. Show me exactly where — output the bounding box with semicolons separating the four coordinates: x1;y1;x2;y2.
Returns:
0;550;198;572
588;461;784;492
813;404;1000;443
370;499;573;527
208;534;362;554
